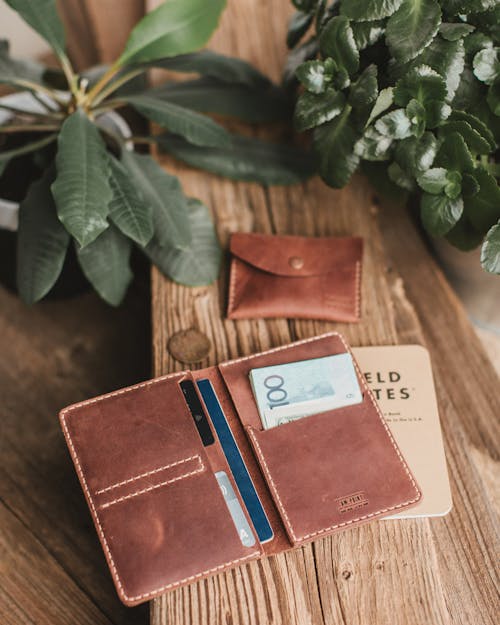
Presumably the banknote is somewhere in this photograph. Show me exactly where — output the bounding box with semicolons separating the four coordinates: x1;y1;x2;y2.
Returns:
249;353;363;429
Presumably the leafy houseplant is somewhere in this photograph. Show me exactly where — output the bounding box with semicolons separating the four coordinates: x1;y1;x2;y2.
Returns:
0;0;312;305
286;0;500;274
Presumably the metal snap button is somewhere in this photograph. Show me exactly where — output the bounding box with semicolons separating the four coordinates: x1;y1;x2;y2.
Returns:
289;256;304;269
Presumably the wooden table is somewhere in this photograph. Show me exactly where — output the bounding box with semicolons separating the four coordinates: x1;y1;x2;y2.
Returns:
150;2;499;624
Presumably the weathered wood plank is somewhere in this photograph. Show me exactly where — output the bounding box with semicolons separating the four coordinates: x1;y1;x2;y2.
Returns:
151;1;499;624
0;283;151;625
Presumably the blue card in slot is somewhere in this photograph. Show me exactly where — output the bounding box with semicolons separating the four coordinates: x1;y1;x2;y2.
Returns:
197;378;274;543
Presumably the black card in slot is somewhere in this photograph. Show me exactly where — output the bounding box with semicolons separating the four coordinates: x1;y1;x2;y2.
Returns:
180;380;214;446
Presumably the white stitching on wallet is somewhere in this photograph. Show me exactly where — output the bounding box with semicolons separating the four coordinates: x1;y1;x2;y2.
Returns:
60;331;420;600
222;331;421;544
354;260;361;319
99;461;205;509
95;455;202;495
60;381;260;603
227;257;239;315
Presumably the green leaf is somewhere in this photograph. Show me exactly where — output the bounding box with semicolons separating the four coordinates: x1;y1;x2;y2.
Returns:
157;133;315;185
296;59;336;94
145;78;290;124
349;64;378;109
394;132;437;175
388;161;415;191
77;225;133;306
462;173;480;198
16;166;70;304
417;167;448;193
351;20;385;50
386;0;441;63
375;109;412;139
355;127;393;161
444;170;462;199
464;31;493;57
464;168;500;233
421;192;463;236
340;0;403;21
283;37;318;87
436;132;475;172
52;110;112;248
448;110;496;150
144;198;221;286
319;16;359;75
313;105;361;187
142;50;271;88
366;87;394;126
123;94;230;148
405;98;426;138
446;221;483;250
287;11;313;49
294;88;346;131
473;47;500;85
5;0;66;60
107;155;154;246
394;65;446;108
120;151;191;249
118;0;226;65
439;120;492;154
446;214;484;250
417;37;465;101
439;23;475;41
481;223;500;274
0;39;46;88
487;78;500;115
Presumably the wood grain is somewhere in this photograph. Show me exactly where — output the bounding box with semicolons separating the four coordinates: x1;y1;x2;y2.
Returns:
150;1;500;624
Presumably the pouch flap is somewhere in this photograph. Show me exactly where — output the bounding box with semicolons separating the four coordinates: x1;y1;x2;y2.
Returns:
230;233;362;277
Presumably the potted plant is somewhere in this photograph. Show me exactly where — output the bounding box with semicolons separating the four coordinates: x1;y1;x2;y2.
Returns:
0;0;312;305
285;0;500;280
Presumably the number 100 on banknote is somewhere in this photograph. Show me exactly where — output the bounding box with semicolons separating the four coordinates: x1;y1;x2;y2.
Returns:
249;353;363;429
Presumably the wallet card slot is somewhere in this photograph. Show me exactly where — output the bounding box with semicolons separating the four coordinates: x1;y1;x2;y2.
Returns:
96;454;261;604
245;396;421;546
61;371;212;507
95;454;204;509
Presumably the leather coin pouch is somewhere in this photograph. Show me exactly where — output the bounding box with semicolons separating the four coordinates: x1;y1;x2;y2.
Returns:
227;233;363;321
60;332;421;606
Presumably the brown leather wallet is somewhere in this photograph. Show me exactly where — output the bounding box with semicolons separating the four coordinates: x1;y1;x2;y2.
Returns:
60;332;421;606
227;233;363;321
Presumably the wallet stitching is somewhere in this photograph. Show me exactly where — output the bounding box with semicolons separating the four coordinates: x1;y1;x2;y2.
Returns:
354;260;361;319
60;370;260;603
227;257;238;314
95;454;202;495
222;331;420;543
99;459;204;509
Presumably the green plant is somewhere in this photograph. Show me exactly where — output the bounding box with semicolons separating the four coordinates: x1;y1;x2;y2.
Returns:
286;0;500;274
0;0;312;305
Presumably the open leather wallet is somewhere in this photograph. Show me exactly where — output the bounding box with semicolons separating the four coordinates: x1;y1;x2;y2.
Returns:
60;332;421;606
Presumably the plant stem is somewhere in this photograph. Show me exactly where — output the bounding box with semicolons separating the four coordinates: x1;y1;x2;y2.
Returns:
0;103;62;120
91;68;144;107
59;54;78;95
30;91;59;113
91;100;125;117
85;62;122;108
0;123;60;133
0;133;57;159
12;79;68;107
130;135;156;145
